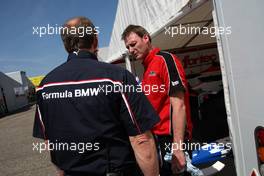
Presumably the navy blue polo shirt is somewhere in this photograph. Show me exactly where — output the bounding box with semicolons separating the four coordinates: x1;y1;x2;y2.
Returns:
33;50;160;175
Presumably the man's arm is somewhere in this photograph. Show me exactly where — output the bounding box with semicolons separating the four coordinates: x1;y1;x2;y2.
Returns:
170;91;186;173
129;131;159;176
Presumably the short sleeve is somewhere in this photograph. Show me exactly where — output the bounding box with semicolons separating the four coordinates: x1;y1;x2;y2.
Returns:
119;70;160;136
158;52;186;96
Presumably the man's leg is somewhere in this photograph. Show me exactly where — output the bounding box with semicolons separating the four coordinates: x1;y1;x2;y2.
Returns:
156;135;173;176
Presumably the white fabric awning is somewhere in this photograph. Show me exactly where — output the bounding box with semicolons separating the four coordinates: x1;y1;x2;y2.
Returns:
106;0;215;63
97;47;109;62
106;0;191;63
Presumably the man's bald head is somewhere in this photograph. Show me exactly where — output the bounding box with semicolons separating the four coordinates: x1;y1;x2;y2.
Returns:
66;17;80;27
61;16;98;53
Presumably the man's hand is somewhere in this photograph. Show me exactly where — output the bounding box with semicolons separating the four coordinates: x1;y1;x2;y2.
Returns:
55;167;64;176
171;149;186;174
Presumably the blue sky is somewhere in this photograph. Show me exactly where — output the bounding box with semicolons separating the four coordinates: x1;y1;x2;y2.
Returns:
0;0;118;77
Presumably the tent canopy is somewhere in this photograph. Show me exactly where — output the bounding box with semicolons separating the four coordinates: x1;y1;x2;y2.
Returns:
106;0;215;63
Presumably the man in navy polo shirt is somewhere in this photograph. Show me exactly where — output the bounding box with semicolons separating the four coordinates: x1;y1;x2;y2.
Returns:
33;17;160;176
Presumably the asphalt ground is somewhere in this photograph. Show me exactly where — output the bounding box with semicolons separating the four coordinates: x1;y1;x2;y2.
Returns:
0;105;56;176
0;104;237;176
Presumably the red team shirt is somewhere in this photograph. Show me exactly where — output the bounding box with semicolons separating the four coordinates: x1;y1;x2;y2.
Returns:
141;48;192;139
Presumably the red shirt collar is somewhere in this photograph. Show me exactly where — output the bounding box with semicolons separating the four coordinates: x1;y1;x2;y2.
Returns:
142;47;160;68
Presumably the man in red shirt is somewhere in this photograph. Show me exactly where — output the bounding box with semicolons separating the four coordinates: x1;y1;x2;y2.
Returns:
122;25;192;175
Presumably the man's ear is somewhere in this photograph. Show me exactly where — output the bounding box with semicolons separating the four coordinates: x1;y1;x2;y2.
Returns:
142;34;150;43
93;35;98;51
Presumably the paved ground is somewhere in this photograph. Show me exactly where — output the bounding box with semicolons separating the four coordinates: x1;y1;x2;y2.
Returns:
0;105;56;176
0;104;237;176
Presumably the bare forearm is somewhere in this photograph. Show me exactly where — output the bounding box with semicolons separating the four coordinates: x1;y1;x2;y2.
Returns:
170;95;187;172
129;131;159;176
170;94;186;144
172;104;186;144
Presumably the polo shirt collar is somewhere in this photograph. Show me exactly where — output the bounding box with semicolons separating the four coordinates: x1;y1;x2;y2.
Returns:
67;50;98;61
142;47;160;68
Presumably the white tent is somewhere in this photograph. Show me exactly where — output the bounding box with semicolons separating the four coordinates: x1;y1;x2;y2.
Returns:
97;46;109;62
107;0;215;63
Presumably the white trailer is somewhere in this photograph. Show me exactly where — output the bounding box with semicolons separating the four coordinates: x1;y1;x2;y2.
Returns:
213;1;264;175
